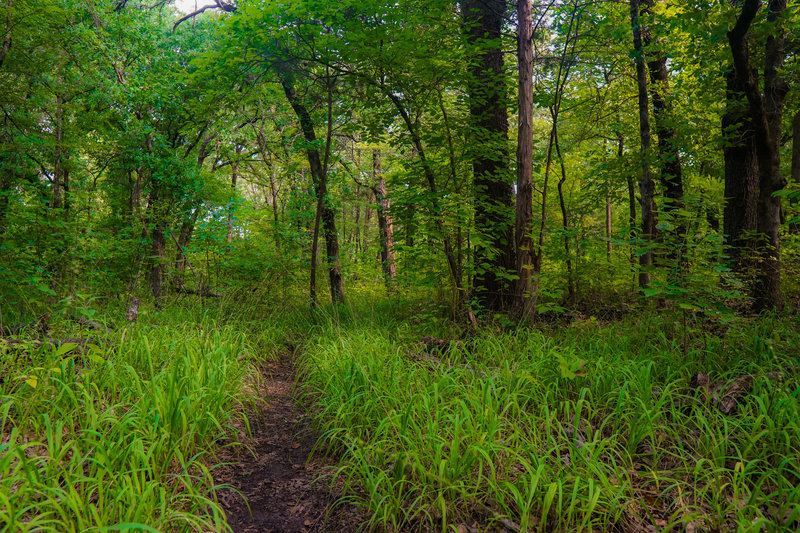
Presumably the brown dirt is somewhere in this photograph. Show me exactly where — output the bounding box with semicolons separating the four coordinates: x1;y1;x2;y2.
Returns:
214;357;368;533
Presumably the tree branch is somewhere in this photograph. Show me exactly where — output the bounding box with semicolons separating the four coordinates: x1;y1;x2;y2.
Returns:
173;1;236;31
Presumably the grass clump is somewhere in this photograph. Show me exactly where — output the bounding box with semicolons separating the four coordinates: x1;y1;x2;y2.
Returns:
298;303;800;532
0;311;256;532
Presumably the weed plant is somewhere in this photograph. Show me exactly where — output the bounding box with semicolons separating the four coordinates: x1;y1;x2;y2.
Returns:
0;308;257;532
298;299;800;532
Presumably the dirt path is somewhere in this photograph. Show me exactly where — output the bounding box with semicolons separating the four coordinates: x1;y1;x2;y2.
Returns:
214;357;367;533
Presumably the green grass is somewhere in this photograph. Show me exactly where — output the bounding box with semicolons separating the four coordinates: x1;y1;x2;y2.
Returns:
298;301;800;532
3;293;798;532
0;309;259;532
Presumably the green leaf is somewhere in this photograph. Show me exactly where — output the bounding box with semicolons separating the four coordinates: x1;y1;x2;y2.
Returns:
56;343;80;357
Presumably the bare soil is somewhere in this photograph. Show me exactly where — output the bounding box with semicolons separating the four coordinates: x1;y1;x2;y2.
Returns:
214;356;367;533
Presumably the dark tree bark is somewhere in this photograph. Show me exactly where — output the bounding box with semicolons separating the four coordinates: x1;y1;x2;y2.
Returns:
642;0;685;272
462;0;515;310
722;68;759;266
630;0;656;290
280;74;345;305
727;0;788;311
515;0;535;317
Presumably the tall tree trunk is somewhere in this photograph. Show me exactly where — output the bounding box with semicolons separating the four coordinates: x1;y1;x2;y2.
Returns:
269;162;282;255
554;124;575;303
722;68;759;266
515;0;535;317
280;74;345;305
462;0;514;310
630;0;656;290
643;0;685;272
727;0;788;310
372;151;397;290
147;190;166;308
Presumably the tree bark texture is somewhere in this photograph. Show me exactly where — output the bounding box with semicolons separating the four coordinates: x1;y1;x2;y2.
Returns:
630;0;656;290
642;0;685;270
727;0;787;310
372;152;397;290
462;0;515;310
515;0;535;317
722;68;759;266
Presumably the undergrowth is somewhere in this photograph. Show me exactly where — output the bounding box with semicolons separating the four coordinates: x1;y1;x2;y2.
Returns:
298;299;800;532
0;305;262;532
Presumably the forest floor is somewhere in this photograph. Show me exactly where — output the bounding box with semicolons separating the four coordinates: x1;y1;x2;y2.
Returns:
213;354;368;533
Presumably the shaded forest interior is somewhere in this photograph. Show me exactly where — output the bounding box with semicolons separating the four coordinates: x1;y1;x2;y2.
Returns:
1;0;799;532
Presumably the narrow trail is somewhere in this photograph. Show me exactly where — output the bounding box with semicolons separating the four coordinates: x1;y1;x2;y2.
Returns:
214;357;367;533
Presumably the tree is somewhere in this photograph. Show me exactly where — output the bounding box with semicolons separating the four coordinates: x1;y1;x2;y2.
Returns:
462;0;515;310
515;0;535;317
727;0;789;310
630;0;656;290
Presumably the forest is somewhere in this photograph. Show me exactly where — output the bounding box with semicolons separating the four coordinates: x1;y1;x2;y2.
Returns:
1;0;799;531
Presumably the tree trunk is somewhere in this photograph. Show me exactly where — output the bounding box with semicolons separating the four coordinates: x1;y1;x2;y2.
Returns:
269;162;282;255
722;68;759;266
515;0;535;317
372;151;397;290
727;0;787;311
174;208;200;291
280;74;345;305
554;125;575;303
147;191;166;308
630;0;656;290
643;0;685;273
462;0;514;310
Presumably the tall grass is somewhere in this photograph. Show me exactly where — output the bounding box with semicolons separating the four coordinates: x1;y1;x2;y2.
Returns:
298;301;800;531
0;310;257;532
